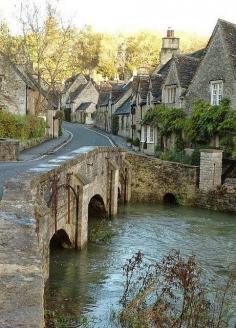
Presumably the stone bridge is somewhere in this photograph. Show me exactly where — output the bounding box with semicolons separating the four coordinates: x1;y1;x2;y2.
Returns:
0;146;131;328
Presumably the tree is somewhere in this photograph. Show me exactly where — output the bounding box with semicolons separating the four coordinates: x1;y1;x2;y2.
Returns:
70;25;101;76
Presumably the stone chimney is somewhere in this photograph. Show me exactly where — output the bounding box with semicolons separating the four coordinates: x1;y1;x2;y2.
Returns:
159;28;180;68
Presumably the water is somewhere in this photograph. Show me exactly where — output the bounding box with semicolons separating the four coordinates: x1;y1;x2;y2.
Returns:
45;204;236;327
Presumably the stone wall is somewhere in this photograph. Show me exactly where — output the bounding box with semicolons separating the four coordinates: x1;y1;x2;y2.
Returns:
0;146;130;328
127;153;199;204
0;55;27;115
195;187;236;212
199;150;223;191
0;138;19;161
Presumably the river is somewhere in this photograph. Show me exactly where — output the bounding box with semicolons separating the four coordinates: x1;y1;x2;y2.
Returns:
45;204;236;327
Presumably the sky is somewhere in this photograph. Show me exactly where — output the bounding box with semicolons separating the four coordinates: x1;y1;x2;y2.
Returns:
0;0;236;36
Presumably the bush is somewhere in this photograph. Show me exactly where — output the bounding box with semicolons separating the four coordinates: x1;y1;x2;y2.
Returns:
117;250;235;328
220;135;235;158
157;150;192;165
0;109;46;140
132;137;140;147
191;149;201;165
112;114;119;135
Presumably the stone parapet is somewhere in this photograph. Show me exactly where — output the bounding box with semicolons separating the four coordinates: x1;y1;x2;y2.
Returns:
199;149;223;191
0;138;19;161
127;153;199;204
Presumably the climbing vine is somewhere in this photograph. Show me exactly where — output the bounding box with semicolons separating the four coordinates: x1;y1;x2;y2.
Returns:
185;98;236;144
143;99;236;157
143;105;186;137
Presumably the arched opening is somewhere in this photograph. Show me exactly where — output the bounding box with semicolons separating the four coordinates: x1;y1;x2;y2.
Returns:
88;195;109;244
50;229;72;249
163;193;177;205
118;187;122;201
88;194;107;219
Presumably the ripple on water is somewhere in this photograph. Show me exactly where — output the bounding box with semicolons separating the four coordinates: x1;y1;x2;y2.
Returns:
45;203;236;327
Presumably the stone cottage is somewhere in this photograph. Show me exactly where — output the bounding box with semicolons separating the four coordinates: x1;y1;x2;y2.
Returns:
62;73;99;124
95;82;111;131
95;81;130;132
130;73;150;141
140;39;207;155
113;81;132;138
185;19;236;110
0;53;59;137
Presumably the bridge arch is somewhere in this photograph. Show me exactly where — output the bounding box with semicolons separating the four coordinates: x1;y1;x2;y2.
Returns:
50;229;72;249
163;193;177;205
88;194;107;219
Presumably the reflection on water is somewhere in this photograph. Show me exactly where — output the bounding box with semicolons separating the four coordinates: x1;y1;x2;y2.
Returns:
45;204;236;327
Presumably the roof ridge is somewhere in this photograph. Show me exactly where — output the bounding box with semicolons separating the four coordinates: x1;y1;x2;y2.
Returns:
218;18;236;78
218;18;236;29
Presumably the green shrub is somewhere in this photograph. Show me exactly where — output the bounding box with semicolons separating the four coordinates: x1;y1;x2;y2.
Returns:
0;110;46;140
112;114;119;135
191;149;201;166
220;135;235;157
158;150;191;165
126;137;132;143
132;137;140;147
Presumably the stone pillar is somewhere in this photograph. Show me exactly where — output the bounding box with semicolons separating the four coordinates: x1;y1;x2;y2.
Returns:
110;168;119;216
199;149;223;191
0;138;19;161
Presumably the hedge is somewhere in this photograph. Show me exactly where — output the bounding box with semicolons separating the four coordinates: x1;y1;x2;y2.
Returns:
0;109;46;140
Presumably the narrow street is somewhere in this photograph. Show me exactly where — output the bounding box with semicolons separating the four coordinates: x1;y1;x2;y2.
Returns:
0;122;114;199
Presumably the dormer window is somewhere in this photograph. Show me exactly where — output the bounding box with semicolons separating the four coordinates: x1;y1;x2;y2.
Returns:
210;80;223;106
165;85;176;104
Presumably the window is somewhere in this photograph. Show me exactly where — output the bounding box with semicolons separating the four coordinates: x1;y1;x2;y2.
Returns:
210;81;223;106
149;126;154;143
165;86;177;104
141;125;154;143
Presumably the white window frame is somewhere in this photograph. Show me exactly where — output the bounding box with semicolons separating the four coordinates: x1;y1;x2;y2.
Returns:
165;85;177;104
210;80;223;106
141;125;154;144
149;126;154;143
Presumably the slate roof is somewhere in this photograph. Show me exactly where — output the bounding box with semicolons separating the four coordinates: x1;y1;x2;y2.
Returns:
189;48;206;59
174;55;200;88
150;74;163;102
132;75;150;101
76;102;92;111
64;73;88;91
98;91;110;106
219;19;236;74
115;96;131;115
69;82;88;102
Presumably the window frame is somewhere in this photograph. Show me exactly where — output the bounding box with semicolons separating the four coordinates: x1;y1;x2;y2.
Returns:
210;80;223;106
165;85;177;104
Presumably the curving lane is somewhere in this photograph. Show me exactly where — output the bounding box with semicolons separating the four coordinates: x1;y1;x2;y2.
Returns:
0;122;114;199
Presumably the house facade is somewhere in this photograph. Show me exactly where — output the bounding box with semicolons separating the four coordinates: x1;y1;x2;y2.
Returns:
0;53;59;137
184;19;236;110
62;74;99;124
95;19;236;157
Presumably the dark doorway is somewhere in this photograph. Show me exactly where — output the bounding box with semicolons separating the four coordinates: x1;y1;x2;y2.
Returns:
163;193;177;205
